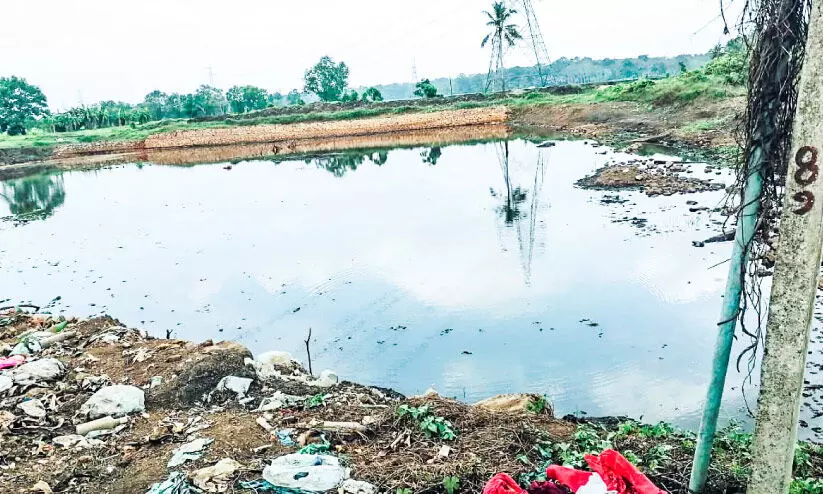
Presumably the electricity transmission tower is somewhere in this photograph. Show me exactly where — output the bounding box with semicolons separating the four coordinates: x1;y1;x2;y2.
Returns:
511;0;551;86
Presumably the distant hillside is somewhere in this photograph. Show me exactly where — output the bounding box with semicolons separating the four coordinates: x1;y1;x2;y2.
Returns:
364;53;712;100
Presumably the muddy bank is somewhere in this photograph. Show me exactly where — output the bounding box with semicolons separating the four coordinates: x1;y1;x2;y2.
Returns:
2;311;821;493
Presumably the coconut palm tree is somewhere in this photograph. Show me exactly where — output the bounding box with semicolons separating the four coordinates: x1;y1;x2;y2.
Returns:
481;2;522;92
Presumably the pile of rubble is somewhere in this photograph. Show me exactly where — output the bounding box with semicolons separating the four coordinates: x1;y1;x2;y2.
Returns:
577;157;726;196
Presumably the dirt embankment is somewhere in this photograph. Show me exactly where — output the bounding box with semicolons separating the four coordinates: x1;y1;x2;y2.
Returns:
53;107;509;158
510;98;744;152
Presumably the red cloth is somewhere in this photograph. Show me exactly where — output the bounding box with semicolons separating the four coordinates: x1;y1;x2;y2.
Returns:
585;449;666;494
545;465;597;492
482;473;568;494
483;473;526;494
528;481;570;494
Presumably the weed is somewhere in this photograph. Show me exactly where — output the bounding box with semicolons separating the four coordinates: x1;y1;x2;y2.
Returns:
397;404;457;441
442;476;460;494
396;489;413;494
526;395;548;414
791;478;823;494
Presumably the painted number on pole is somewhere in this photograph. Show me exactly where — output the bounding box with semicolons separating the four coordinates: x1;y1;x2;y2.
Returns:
792;146;819;215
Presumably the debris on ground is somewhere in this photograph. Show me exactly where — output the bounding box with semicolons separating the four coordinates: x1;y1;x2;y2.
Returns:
1;310;819;493
577;160;725;196
191;458;243;493
262;453;349;491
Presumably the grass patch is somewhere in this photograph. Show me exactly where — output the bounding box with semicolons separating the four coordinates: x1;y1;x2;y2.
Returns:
515;420;822;493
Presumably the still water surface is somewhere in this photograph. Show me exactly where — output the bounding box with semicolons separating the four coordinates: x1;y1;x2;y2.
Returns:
2;139;821;439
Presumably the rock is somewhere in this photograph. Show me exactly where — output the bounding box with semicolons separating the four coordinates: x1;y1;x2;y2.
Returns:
13;358;66;384
536;141;556;148
263;454;349;492
149;341;253;407
168;437;214;468
80;385;145;419
474;393;552;416
340;479;377;494
192;458;243;493
17;398;46;418
213;376;253;399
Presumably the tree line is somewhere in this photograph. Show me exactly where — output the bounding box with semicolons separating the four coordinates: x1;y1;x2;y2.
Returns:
0;55;387;136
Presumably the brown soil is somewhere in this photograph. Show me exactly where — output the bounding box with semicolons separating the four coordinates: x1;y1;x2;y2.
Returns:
510;98;744;151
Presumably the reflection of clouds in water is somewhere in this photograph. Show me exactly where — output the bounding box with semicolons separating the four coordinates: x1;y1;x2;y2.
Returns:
631;255;726;304
586;366;708;421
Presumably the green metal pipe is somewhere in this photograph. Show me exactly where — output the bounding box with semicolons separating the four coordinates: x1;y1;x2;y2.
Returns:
689;146;764;493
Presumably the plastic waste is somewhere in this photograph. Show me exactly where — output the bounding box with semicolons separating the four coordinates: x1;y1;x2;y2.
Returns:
341;479;377;494
257;391;306;411
0;374;12;393
76;415;129;436
0;355;25;370
297;437;331;455
213;376;253;399
168;437;214;468
13;358;66;384
262;454;349;492
17;398;47;418
80;384;145;419
146;472;202;494
192;458;242;493
10;336;42;356
312;369;339;387
276;429;295;446
53;434;103;449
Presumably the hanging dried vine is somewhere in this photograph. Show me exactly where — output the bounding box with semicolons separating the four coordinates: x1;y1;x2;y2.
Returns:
729;0;812;408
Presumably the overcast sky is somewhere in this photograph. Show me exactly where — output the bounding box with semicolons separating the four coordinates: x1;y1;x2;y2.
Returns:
1;0;740;110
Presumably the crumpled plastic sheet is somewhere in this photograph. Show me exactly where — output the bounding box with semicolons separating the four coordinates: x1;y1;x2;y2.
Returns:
238;480;313;493
146;472;202;494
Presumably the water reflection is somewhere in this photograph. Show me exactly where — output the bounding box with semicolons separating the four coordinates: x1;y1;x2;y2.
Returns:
5;140;810;438
0;173;66;222
492;141;547;284
421;147;442;165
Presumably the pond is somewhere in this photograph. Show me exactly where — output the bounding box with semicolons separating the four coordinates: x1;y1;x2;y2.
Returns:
1;138;821;440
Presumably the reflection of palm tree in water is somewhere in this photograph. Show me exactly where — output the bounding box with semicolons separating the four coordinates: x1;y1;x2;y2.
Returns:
0;173;66;221
492;141;546;285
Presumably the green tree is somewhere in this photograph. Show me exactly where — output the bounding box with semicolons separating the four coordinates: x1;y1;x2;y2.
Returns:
361;87;384;102
481;2;522;91
0;76;49;135
286;90;305;106
143;90;169;120
341;90;359;102
414;79;439;98
304;56;350;102
227;85;269;113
